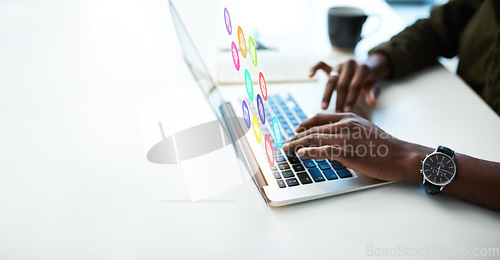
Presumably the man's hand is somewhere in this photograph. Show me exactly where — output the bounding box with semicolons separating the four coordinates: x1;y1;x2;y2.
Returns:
310;53;392;113
282;113;428;182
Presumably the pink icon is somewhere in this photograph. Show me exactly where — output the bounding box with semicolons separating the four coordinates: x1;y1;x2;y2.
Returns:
265;134;274;167
259;72;267;101
231;41;240;71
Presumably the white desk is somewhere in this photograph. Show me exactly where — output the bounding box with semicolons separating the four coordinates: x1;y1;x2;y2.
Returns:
0;0;499;259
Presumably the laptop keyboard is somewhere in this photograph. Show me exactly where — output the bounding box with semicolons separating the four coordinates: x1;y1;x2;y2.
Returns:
248;93;353;189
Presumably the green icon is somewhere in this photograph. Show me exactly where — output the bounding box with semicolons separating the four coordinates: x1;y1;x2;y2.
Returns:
245;69;254;101
249;36;257;67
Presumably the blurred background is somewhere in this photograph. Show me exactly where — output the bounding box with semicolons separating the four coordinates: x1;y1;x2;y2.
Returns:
387;0;458;72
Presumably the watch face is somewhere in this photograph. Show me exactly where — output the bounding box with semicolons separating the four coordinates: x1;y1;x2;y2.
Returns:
422;153;456;185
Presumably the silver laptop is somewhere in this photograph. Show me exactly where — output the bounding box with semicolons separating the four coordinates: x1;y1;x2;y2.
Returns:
169;0;388;206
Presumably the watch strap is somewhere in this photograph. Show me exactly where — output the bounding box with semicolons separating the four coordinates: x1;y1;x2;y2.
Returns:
437;145;454;158
423;180;442;194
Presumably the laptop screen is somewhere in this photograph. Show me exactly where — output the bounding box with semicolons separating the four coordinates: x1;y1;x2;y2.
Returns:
168;0;268;203
168;0;225;114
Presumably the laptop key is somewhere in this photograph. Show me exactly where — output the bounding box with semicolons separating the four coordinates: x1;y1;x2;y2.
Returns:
322;169;338;180
292;164;305;172
336;169;352;178
277;179;286;188
318;162;331;170
331;161;346;170
315;159;326;163
287;156;301;165
273;171;282;179
275;155;286;162
308;168;325;182
278;163;290;170
303;160;316;168
286;178;299;187
296;172;313;184
281;170;294;178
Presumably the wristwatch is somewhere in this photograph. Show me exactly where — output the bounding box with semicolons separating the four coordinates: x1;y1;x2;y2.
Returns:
420;146;457;194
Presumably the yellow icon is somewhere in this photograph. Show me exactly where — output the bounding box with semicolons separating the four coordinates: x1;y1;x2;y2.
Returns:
253;115;261;143
238;26;247;58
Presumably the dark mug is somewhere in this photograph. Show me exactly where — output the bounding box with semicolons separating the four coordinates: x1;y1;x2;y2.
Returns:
328;6;368;50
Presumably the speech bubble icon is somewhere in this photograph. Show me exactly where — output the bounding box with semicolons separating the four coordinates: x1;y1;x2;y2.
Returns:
244;69;254;101
238;26;247;58
224;8;232;35
249;36;257;66
257;94;265;124
231;41;240;71
259;72;267;101
242;100;251;129
253;115;261;143
272;116;282;149
265;134;274;167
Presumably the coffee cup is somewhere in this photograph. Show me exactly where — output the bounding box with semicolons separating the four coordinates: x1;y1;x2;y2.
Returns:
328;6;376;51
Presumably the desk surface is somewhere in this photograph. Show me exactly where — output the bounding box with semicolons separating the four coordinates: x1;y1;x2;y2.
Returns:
0;0;499;259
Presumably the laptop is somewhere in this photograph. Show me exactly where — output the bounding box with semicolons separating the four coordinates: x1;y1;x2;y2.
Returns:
169;0;388;206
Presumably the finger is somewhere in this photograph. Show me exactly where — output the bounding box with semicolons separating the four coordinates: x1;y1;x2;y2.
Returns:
344;64;370;112
335;60;356;113
296;145;340;159
288;125;332;144
321;76;338;110
281;133;337;154
309;61;332;77
363;83;378;108
296;113;353;133
288;122;348;144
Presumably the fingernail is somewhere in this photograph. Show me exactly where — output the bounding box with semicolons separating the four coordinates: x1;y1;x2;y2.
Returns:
281;143;288;150
297;149;305;156
344;106;352;112
321;102;328;109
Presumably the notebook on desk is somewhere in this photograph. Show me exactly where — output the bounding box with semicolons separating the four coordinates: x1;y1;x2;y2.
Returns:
169;0;389;206
217;51;317;84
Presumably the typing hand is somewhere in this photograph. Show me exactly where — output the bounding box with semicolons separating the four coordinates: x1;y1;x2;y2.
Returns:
281;113;428;182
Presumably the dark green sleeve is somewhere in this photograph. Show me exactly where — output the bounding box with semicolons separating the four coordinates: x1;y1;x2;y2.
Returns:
369;0;482;78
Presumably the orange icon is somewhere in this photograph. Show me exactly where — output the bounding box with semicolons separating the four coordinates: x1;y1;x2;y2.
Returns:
238;26;247;58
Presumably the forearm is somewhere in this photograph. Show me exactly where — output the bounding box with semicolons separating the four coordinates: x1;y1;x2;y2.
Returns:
368;0;480;78
403;143;500;211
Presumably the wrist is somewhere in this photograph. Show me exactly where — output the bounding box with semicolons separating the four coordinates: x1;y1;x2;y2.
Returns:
401;142;433;183
365;52;391;81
